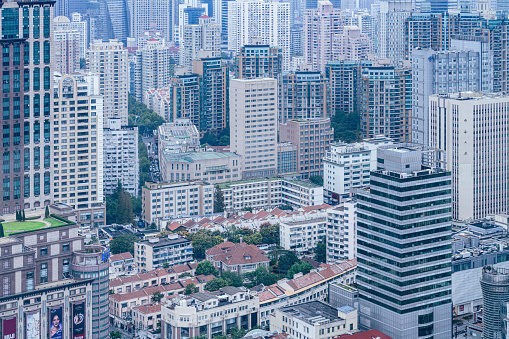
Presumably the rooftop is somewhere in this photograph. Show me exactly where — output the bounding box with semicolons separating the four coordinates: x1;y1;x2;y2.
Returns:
280;301;344;325
163;151;240;163
136;235;191;248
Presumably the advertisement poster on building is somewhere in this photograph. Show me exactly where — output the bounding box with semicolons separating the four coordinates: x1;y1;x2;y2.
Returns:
49;308;63;339
72;303;85;339
2;318;16;339
26;312;41;339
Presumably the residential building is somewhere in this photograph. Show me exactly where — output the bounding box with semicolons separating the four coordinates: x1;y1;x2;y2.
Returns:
132;304;162;332
159;151;242;184
278;69;331;123
359;63;412;142
161;287;260;339
404;11;444;58
135;234;193;271
157;120;201;157
109;252;137;279
326;198;357;262
270;301;358;337
194;56;229;134
103;119;139;196
279;118;334;179
480;266;509;339
180;16;221;70
303;1;344;72
206;242;270;274
279;207;329;253
133;39;171;101
88;39;129;126
429;92;509;221
337;25;372;61
52;73;106;228
228;0;291;71
1;0;54;214
357;145;452;339
323;136;393;202
220;178;324;212
234;39;283;79
230;78;278;179
130;0;173;42
411;43;493;145
329;282;359;310
277;142;298;175
334;330;393;339
375;1;412;65
53;16;82;75
141;182;214;225
53;12;88;59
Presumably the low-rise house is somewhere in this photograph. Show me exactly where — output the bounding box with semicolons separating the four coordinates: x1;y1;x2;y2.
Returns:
135;234;193;271
109;252;137;279
206;242;271;274
132;304;162;332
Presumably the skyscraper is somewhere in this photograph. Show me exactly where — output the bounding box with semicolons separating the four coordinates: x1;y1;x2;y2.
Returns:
376;1;412;65
180;15;221;70
357;145;452;339
130;0;173;42
480;266;509;339
234;39;282;79
336;25;372;61
53;16;82;75
1;0;54;214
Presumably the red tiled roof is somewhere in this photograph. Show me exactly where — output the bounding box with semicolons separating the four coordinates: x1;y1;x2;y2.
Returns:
198;218;212;225
253;211;270;219
199;15;210;18
257;290;278;302
213;216;227;223
302;204;332;212
167;222;182;231
336;330;392;339
271;208;285;216
205;242;236;256
287;271;323;290
171;263;193;274
207;242;269;266
133;304;161;314
109;252;133;262
243;212;255;219
183;220;196;228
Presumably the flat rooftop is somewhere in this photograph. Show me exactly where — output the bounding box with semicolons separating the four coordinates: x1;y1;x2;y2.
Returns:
280;301;343;325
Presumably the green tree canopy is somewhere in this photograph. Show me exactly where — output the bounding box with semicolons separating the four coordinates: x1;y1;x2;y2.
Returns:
128;95;165;137
109;234;139;255
186;229;224;260
314;237;327;263
278;251;299;274
151;291;164;303
110;331;121;339
196;260;219;276
309;175;323;186
0;223;4;238
260;223;280;245
331;110;360;143
184;284;199;295
205;277;229;291
287;261;314;279
214;185;225;213
106;181;134;225
244;265;278;287
221;271;243;287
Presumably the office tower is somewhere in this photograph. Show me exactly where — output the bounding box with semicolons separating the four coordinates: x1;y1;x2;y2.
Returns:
429;92;509;221
53;12;88;59
103;119;139;196
411;46;493;145
53;74;105;227
230;78;278;178
88;39;129;126
133;39;172;101
193;55;229;134
359;63;412;142
325;60;372;115
234;39;283;79
174;3;208;46
1;1;54;214
180;15;221;70
279;118;333;178
277;142;298;174
291;24;304;57
228;0;291;72
278;68;331;122
327;198;357;262
357;145;452;339
303;1;345;72
106;0;130;44
130;0;173;42
53;17;82;75
404;11;444;58
429;0;459;12
337;25;372;60
480;266;509;339
376;1;412;65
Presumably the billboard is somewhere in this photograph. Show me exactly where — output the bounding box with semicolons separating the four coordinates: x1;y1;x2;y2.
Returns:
26;312;40;339
49;308;62;339
72;303;85;339
2;318;16;339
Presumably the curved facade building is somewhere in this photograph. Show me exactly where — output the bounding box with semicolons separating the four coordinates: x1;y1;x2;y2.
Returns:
481;266;509;339
73;245;110;339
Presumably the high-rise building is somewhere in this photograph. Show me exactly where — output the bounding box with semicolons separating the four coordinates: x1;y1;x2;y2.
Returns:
278;68;331;123
130;0;173;42
228;0;291;71
180;15;221;70
375;1;412;65
230;78;278;178
359;62;412;142
53;12;88;59
480;266;509;339
133;39;172;101
303;0;345;72
193;55;229;134
411;46;493;145
52;73;105;228
53;17;82;75
429;0;459;13
88;39;129;126
404;11;444;58
429;92;509;221
103;119;139;196
234;39;282;79
326;198;357;262
336;25;372;61
357;145;452;339
1;0;54;214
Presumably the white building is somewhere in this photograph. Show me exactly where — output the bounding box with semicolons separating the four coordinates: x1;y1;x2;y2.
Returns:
103;119;139;196
336;25;372;61
130;0;173;42
133;39;171;101
53;12;88;58
327;199;357;263
228;0;291;71
180;16;221;69
53;17;82;75
88;39;129;126
376;1;411;65
230;78;278;179
135;234;193;271
279;207;329;253
429;92;509;221
157;120;201;156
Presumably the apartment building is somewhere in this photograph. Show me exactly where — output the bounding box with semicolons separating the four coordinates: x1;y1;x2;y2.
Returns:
103;119;139;196
279;206;329;253
206;242;270;274
277;143;298;175
337;25;372;61
53;16;81;75
142;182;215;225
132;304;162;332
53;73;106;227
180;16;221;70
375;1;412;65
161;287;260;339
53;12;88;59
327;199;357;263
230;78;278;179
88;39;129;126
133;39;171;101
135;234;193;271
234;39;282;79
404;11;444;58
220;178;324;212
109;252;137;279
279;118;333;179
130;0;173;42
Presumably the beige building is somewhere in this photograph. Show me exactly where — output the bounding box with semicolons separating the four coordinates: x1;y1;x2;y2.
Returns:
53;16;81;75
336;25;372;61
205;242;270;274
132;304;162;332
230;78;278;179
279;207;329;254
180;16;221;70
134;234;193;271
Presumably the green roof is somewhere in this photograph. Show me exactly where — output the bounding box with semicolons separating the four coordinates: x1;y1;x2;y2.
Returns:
217;177;320;189
163;151;240;163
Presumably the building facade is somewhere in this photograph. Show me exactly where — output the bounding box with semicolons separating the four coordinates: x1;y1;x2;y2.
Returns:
337;25;372;61
53;16;81;75
327;198;357;262
135;235;193;271
375;1;412;65
180;16;221;70
234;40;282;79
279;210;328;253
480;266;509;339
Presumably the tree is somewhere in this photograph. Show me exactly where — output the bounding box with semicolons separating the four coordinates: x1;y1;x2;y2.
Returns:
0;223;4;237
245;232;262;245
243;206;253;213
287;261;314;279
221;271;243;287
109;234;139;255
162;263;170;269
22;210;25;221
15;211;19;222
229;327;249;339
314;236;327;263
196;261;219;276
330;110;360;143
187;229;223;260
45;206;49;218
179;272;192;278
184;283;199;295
106;181;135;225
244;265;277;287
280;204;293;211
205;277;229;291
278;251;299;274
309;175;323;186
151;291;164;303
110;331;122;339
260;223;280;245
132;196;142;217
214;185;225;213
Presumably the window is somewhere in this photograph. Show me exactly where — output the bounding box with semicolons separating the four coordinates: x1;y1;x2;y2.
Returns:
13;177;20;200
33;173;40;196
33;7;40;39
40;263;48;283
33;68;40;90
2;277;10;296
63;259;70;278
3;178;9;201
62;243;70;252
3;71;9;93
2;98;9;120
24;175;30;198
26;272;34;291
40;247;48;256
3;151;9;174
2;260;9;269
